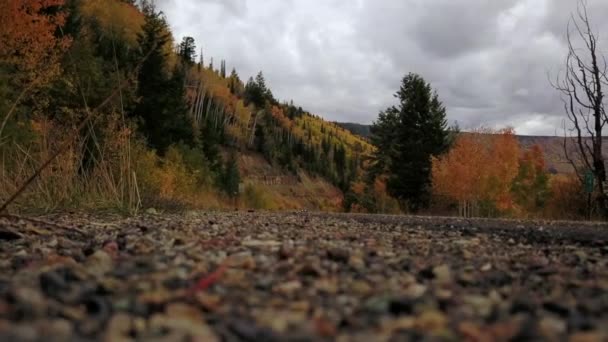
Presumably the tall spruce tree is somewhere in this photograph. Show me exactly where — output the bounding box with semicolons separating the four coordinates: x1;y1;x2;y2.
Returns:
222;153;241;198
178;36;196;64
370;73;448;211
133;1;194;154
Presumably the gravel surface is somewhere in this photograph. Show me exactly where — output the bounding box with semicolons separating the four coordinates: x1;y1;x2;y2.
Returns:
0;212;607;341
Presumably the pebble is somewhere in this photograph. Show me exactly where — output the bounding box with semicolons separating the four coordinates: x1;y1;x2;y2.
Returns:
0;212;606;341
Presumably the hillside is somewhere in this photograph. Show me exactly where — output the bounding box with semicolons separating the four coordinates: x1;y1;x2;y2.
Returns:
0;0;374;213
0;0;594;220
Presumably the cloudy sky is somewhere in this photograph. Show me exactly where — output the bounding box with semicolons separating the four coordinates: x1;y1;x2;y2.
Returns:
157;0;608;135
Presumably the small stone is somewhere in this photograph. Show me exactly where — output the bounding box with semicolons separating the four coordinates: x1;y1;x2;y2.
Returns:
145;208;158;215
459;322;491;341
85;250;113;277
165;303;203;321
404;283;427;299
464;295;494;318
348;255;365;271
314;278;338;294
381;317;415;335
414;310;447;333
539;317;566;340
13;287;47;318
195;293;222;312
105;313;133;341
314;317;337;337
433;265;452;284
274;280;302;295
569;332;605;342
256;309;307;333
364;296;391;314
481;263;492;272
39;319;73;340
228;252;256;270
149;312;218;341
350;281;372;296
290;301;310;312
327;248;349;263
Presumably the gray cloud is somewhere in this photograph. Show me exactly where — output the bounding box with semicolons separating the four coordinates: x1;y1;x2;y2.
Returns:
157;0;608;135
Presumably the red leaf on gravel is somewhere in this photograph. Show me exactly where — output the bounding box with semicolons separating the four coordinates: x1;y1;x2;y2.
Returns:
190;262;228;293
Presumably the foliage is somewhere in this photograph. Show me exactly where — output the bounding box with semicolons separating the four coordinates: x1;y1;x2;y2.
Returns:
242;183;274;210
0;0;71;83
178;36;196;64
370;73;449;212
2;0;581;219
544;174;587;220
132;2;194;154
432;129;552;218
511;144;550;215
244;72;275;108
221;153;240;198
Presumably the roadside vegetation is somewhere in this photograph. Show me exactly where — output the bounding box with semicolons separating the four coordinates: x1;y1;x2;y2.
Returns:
0;0;598;220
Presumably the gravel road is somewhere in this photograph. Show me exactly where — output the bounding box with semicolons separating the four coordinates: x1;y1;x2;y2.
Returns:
0;212;606;341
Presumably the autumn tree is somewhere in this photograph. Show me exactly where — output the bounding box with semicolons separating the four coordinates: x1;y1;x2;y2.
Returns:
0;0;71;138
432;133;485;217
0;0;70;81
370;73;449;212
481;129;520;213
432;129;521;217
545;174;587;220
552;0;608;217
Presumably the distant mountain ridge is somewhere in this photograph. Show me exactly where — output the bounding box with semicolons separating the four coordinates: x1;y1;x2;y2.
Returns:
336;122;608;175
335;122;372;138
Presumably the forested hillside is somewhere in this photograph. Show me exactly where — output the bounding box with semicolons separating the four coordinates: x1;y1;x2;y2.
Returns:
0;0;591;220
0;0;374;213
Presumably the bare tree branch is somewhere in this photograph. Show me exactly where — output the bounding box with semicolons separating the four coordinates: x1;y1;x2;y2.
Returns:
553;0;607;218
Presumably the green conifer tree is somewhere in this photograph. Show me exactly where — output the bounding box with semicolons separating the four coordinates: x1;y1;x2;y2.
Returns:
370;73;449;211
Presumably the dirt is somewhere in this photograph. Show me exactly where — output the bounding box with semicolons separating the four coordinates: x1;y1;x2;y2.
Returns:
0;211;606;341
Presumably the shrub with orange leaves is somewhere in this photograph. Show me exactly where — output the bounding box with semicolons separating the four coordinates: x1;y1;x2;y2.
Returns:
432;128;520;217
0;0;71;83
544;174;586;220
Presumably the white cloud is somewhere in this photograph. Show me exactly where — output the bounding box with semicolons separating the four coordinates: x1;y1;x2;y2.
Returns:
157;0;608;135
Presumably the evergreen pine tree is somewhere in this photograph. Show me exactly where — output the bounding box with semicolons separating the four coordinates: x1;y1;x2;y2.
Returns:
178;36;196;64
222;153;240;198
133;1;194;154
228;68;240;94
370;73;449;211
220;60;226;78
